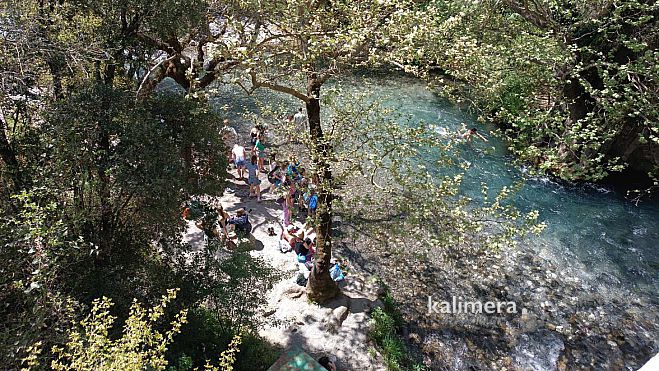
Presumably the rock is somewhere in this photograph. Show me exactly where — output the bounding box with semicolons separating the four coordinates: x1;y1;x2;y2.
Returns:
333;306;349;326
280;285;305;300
409;332;422;345
263;307;277;317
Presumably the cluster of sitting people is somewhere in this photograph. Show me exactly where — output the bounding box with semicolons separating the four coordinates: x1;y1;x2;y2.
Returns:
268;155;320;226
183;200;252;249
280;224;315;264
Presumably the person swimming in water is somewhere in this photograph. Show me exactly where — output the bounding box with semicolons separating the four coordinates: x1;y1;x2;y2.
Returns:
461;127;488;143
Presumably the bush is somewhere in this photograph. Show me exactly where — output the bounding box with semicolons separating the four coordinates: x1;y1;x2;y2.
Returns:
39;289;187;371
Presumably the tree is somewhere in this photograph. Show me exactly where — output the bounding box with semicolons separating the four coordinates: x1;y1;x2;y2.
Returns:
193;0;409;303
383;0;659;183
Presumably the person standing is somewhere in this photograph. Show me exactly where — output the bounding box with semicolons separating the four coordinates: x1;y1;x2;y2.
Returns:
293;108;306;129
253;134;268;173
282;185;292;226
220;119;238;159
231;143;247;179
249;125;259;146
246;154;261;202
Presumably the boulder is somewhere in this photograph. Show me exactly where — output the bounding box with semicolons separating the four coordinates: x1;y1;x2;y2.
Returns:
333;305;349;325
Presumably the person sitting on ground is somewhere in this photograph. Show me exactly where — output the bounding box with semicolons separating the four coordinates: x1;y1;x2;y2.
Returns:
246;154;261;202
227;208;252;237
293;231;310;256
231;143;247;179
280;224;300;252
318;356;337;371
461;127;488;143
216;204;230;239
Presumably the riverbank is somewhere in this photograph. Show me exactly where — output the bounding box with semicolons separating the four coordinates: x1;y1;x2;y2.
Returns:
182;121;389;370
336;205;658;369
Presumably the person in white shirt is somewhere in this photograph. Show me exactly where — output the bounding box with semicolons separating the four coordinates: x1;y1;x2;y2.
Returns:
293;108;306;128
231;143;247;179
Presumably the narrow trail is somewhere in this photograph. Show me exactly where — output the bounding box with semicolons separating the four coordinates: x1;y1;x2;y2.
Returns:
182;127;387;370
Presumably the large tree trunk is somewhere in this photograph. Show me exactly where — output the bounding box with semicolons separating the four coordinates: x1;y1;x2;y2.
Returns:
95;85;114;265
305;75;340;303
0;108;24;190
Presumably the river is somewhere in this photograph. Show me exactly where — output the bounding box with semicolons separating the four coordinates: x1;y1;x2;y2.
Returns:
207;72;658;369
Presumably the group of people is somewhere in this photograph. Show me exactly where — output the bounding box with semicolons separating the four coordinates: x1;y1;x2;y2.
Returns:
184;202;252;243
211;113;352;370
224;113;324;258
227;116;319;228
268;154;319;227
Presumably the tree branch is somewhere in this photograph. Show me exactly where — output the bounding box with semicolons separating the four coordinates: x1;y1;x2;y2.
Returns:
249;70;309;102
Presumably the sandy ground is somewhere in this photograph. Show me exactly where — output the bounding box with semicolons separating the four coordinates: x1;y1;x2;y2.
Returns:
183;166;387;370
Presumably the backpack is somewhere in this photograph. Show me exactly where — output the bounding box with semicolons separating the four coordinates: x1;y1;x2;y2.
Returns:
296;273;308;286
329;263;345;282
309;195;318;210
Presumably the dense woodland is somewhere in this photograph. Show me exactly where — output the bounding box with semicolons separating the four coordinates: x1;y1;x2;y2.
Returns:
1;0;657;370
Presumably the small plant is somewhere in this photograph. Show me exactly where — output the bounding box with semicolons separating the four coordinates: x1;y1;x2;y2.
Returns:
369;286;422;371
48;289;187;371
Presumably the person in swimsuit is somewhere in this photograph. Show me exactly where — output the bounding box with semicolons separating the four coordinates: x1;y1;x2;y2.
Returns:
461;127;488;143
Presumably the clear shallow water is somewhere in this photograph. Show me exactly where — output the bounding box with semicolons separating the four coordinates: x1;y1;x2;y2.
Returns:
368;75;659;299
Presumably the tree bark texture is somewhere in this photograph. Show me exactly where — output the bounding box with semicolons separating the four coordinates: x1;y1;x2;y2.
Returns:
305;74;340;303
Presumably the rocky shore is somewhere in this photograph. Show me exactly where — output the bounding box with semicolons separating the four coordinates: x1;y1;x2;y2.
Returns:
335;228;658;370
